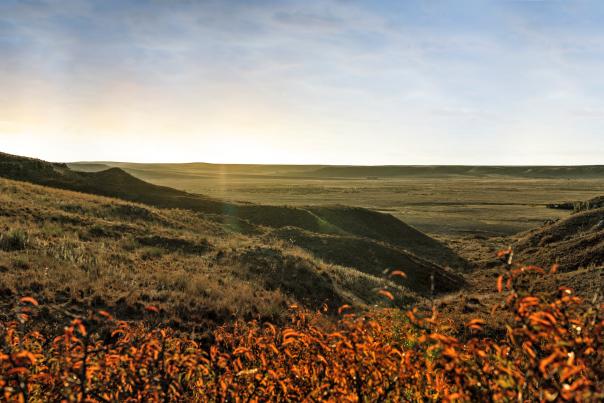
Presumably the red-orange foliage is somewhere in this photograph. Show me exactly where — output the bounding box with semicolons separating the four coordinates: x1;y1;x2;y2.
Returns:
1;267;602;402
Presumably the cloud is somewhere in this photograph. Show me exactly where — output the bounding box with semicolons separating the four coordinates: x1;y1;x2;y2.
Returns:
0;0;603;164
273;10;343;29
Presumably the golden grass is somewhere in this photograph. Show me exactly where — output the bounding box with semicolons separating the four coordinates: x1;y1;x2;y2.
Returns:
0;178;416;333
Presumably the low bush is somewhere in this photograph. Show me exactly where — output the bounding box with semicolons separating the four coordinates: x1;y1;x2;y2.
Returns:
0;229;28;252
0;264;602;401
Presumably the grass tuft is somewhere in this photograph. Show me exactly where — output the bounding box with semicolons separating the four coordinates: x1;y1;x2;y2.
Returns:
0;229;28;251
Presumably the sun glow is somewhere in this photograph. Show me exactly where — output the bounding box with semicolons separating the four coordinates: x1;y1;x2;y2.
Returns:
1;0;603;164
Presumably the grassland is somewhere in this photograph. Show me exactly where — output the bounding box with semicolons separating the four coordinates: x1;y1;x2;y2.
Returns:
0;176;442;335
71;162;604;237
1;153;602;400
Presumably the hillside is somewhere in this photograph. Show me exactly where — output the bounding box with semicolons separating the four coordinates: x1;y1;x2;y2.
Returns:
0;152;471;332
514;205;604;271
512;203;604;296
1;152;465;272
0;177;425;331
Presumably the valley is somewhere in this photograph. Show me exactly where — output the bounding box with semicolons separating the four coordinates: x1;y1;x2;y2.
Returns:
0;151;600;333
1;151;602;400
70;161;604;237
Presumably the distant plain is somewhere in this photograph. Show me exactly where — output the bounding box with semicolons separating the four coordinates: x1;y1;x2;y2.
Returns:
71;162;604;237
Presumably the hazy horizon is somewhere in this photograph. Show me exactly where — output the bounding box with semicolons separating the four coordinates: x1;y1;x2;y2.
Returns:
2;0;604;165
68;159;604;168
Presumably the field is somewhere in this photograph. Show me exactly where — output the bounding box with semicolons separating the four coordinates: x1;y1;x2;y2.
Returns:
72;162;604;237
1;176;433;335
1;153;602;401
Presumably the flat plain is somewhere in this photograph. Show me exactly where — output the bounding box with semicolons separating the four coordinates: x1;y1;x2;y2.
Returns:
73;162;604;237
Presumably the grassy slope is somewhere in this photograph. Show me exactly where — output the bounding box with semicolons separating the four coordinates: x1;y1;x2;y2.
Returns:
514;206;604;273
1;152;466;272
0;177;426;334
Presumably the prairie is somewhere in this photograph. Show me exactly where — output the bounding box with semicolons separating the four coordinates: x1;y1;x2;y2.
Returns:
0;176;432;334
71;162;604;237
1;152;602;400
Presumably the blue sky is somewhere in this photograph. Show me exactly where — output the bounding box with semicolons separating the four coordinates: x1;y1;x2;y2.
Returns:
1;0;603;164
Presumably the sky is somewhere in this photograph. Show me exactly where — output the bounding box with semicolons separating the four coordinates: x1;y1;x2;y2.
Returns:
1;0;604;165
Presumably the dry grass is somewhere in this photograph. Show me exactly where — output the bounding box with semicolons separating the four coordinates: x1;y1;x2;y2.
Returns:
91;161;604;236
0;178;419;334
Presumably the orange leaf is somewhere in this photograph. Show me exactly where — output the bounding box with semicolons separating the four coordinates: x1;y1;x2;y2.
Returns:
145;305;160;313
522;341;537;360
233;347;250;356
467;318;486;327
539;352;559;374
15;351;37;364
561;366;583;382
19;297;38;306
7;367;29;376
496;248;511;258
389;270;407;279
377;289;395;301
338;304;352;315
77;323;87;336
497;275;504;293
98;310;113;319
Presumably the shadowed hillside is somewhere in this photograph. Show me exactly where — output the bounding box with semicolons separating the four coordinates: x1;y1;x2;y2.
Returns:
264;227;463;295
514;205;604;272
0;176;428;332
1;152;466;271
512;201;603;296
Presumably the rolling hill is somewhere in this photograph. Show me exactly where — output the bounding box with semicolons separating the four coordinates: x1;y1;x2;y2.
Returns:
1;152;465;271
513;200;603;297
0;151;469;331
514;205;604;272
0;176;437;330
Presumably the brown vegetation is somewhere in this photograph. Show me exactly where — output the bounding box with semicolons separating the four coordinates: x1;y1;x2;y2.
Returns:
1;268;602;401
1;151;602;400
0;177;423;334
514;206;604;294
0;152;466;271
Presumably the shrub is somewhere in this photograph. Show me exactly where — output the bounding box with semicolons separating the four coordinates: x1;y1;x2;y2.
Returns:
0;264;602;401
0;229;28;251
140;246;164;260
11;256;29;269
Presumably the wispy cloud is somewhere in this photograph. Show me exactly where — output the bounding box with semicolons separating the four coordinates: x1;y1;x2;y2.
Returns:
0;0;603;164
